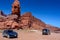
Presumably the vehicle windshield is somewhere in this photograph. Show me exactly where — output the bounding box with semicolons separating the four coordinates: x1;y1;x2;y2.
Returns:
8;30;13;32
43;29;48;32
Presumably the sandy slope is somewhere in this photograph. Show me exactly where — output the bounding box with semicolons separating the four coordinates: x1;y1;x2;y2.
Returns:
0;30;60;40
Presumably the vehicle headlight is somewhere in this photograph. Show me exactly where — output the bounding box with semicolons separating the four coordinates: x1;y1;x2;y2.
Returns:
14;35;16;36
44;31;46;32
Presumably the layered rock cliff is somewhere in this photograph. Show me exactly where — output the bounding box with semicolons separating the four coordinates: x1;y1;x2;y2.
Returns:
0;0;59;31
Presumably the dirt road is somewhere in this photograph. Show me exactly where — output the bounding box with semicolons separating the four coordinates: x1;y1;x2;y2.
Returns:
0;30;60;40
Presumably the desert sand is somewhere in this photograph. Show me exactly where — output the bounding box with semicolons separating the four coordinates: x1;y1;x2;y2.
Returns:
0;30;60;40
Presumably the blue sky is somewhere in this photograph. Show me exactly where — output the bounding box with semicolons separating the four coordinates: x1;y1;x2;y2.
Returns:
0;0;60;28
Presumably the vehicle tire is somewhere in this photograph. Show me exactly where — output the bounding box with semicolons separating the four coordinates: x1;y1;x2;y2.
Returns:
3;34;7;38
16;35;18;38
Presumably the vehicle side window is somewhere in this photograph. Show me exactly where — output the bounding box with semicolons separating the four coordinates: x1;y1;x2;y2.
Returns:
8;30;13;32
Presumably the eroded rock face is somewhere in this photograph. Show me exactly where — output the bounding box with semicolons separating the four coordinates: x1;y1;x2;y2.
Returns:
0;15;6;22
0;0;20;30
0;0;46;30
12;0;20;17
0;11;59;30
19;12;59;30
0;14;19;29
4;20;19;29
0;22;6;29
20;12;32;29
19;12;46;30
0;11;6;22
31;16;46;30
6;15;19;22
0;0;59;31
46;24;60;31
0;11;6;16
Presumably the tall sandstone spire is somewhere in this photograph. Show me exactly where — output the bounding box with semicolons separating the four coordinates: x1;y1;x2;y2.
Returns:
12;0;20;17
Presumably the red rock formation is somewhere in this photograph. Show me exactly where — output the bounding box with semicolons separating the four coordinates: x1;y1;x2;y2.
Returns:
0;10;6;16
6;15;18;22
46;24;60;31
0;0;60;31
0;12;59;31
19;12;46;30
19;12;60;31
31;16;46;29
12;0;20;17
20;12;32;29
5;20;19;29
0;22;5;29
0;11;6;22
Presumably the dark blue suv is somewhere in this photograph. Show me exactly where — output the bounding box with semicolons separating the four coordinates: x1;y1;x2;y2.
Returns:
2;29;18;38
42;29;50;35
